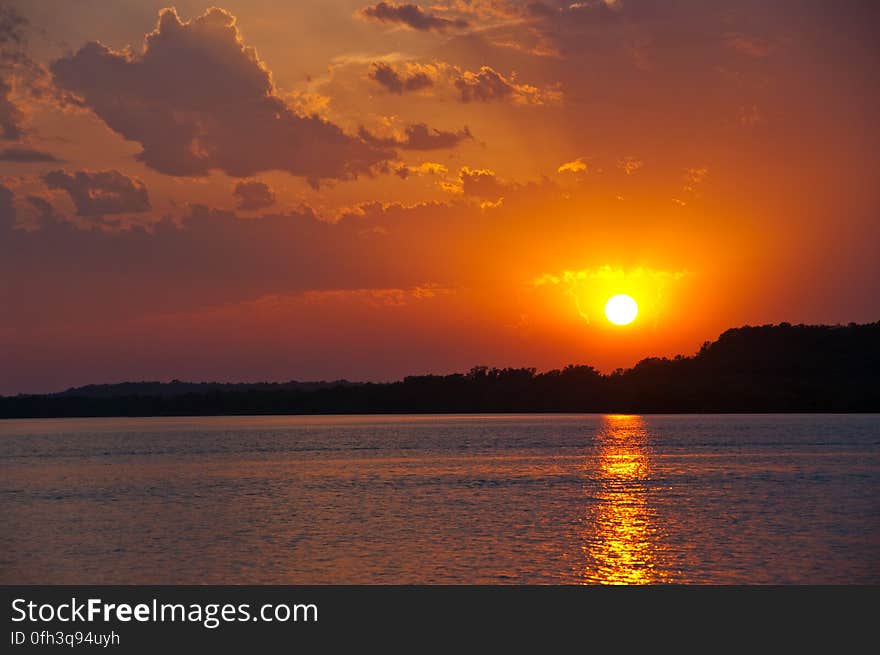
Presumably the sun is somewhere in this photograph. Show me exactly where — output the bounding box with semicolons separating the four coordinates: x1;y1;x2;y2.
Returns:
605;294;638;326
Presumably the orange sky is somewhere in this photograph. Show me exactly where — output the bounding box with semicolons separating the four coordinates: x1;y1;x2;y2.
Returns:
1;1;878;394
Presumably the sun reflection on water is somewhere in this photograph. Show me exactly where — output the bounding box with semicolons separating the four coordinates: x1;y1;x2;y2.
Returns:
582;414;665;584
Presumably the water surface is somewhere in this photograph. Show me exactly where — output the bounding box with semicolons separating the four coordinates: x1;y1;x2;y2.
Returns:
1;414;877;583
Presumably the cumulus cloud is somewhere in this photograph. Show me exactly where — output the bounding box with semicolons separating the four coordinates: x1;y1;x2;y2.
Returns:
363;60;559;105
43;169;151;217
557;158;587;174
360;123;472;150
0;146;61;162
440;165;550;200
234;180;276;211
359;3;469;32
25;194;64;225
454;66;558;105
0;184;59;232
50;7;390;180
368;61;434;94
457;166;508;197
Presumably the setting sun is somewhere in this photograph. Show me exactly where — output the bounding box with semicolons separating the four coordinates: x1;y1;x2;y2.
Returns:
605;294;639;326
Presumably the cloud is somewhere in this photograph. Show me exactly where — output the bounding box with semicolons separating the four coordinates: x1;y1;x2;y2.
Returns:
362;60;559;105
618;157;643;175
0;174;581;358
299;284;452;307
0;182;13;229
674;167;708;204
43;169;151;217
0;77;22;139
557;158;587;174
358;3;469;32
50;7;390;180
0;6;29;58
368;61;434;94
0;7;28;140
535;266;688;290
233;180;276;211
393;161;448;179
0;146;61;162
1;6;53;142
360;123;472;150
683;167;708;192
458;166;508;197
454;66;559;105
534;265;689;324
438;166;543;199
25;194;64;225
0;197;474;332
490;37;563;59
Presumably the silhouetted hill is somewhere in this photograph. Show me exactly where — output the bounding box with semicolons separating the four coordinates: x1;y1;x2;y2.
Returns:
2;322;878;417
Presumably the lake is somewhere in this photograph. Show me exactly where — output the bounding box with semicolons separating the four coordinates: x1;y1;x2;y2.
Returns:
1;414;878;584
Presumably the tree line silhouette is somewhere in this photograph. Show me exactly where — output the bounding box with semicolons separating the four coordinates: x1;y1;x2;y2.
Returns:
2;322;878;417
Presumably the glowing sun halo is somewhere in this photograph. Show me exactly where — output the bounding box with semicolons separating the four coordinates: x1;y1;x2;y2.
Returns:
605;294;638;326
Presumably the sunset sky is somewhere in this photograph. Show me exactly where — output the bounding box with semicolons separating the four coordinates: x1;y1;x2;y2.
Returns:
1;0;878;394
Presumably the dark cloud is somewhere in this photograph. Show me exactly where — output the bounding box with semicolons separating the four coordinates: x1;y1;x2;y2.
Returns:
525;2;557;19
458;166;509;197
0;6;50;141
0;177;567;325
50;8;390;179
26;194;64;225
454;66;551;104
361;60;558;104
0;182;13;229
0;77;22;139
0;200;463;329
368;62;433;94
0;174;586;370
0;8;27;139
0;183;62;233
359;3;469;32
43;169;151;217
360;123;472;150
0;6;27;46
0;6;30;71
0;146;61;162
455;66;514;102
234;180;276;211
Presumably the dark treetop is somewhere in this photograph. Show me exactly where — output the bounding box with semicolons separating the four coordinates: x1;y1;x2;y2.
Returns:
2;322;878;417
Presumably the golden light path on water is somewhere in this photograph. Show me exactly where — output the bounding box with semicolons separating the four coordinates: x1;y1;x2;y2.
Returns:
582;414;666;584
